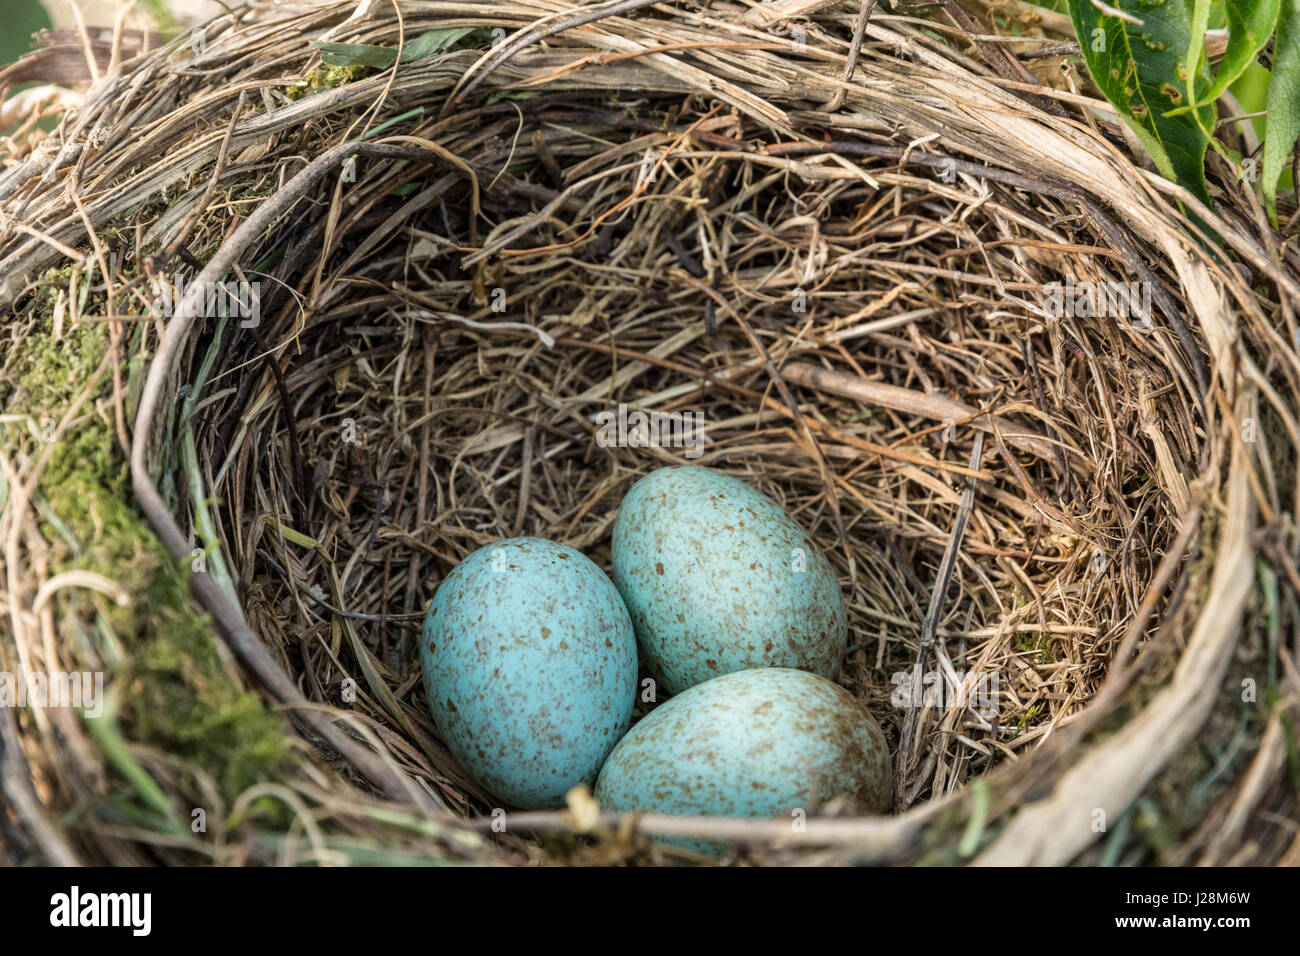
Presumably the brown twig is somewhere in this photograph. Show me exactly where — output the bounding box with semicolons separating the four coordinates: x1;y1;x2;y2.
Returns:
895;430;985;809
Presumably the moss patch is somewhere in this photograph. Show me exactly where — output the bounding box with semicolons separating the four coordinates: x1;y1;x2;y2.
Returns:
286;64;370;101
5;270;288;801
1014;630;1053;664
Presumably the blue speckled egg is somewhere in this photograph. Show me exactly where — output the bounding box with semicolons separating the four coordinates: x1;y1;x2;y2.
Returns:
611;466;847;695
595;668;892;852
421;537;637;809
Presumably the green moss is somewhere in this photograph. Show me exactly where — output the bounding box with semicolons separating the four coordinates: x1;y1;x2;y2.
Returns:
1014;630;1052;664
1013;702;1042;738
286;64;370;101
6;278;287;801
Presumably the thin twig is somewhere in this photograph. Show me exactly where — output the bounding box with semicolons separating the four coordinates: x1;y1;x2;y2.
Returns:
895;430;985;809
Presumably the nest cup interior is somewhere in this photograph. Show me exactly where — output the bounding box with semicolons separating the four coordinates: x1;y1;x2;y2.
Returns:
178;91;1182;829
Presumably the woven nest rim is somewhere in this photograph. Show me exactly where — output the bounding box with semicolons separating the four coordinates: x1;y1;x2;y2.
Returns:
0;0;1295;867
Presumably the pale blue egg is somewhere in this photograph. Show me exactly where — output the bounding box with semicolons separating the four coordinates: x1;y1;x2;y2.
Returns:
595;668;892;853
611;466;847;695
421;537;637;809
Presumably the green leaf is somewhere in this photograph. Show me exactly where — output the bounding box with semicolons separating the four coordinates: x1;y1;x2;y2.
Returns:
312;41;401;69
311;26;480;69
486;89;541;105
400;26;480;61
1173;0;1279;118
357;107;425;141
1264;0;1300;224
1067;0;1215;206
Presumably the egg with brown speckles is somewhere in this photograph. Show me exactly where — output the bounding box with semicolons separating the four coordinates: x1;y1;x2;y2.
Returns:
595;668;893;853
421;537;637;809
611;466;847;695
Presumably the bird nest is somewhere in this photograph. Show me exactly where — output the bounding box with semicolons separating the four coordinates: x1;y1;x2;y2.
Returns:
0;0;1295;866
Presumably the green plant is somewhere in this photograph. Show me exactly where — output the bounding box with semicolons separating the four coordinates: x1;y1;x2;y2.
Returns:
310;26;486;69
1066;0;1300;225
